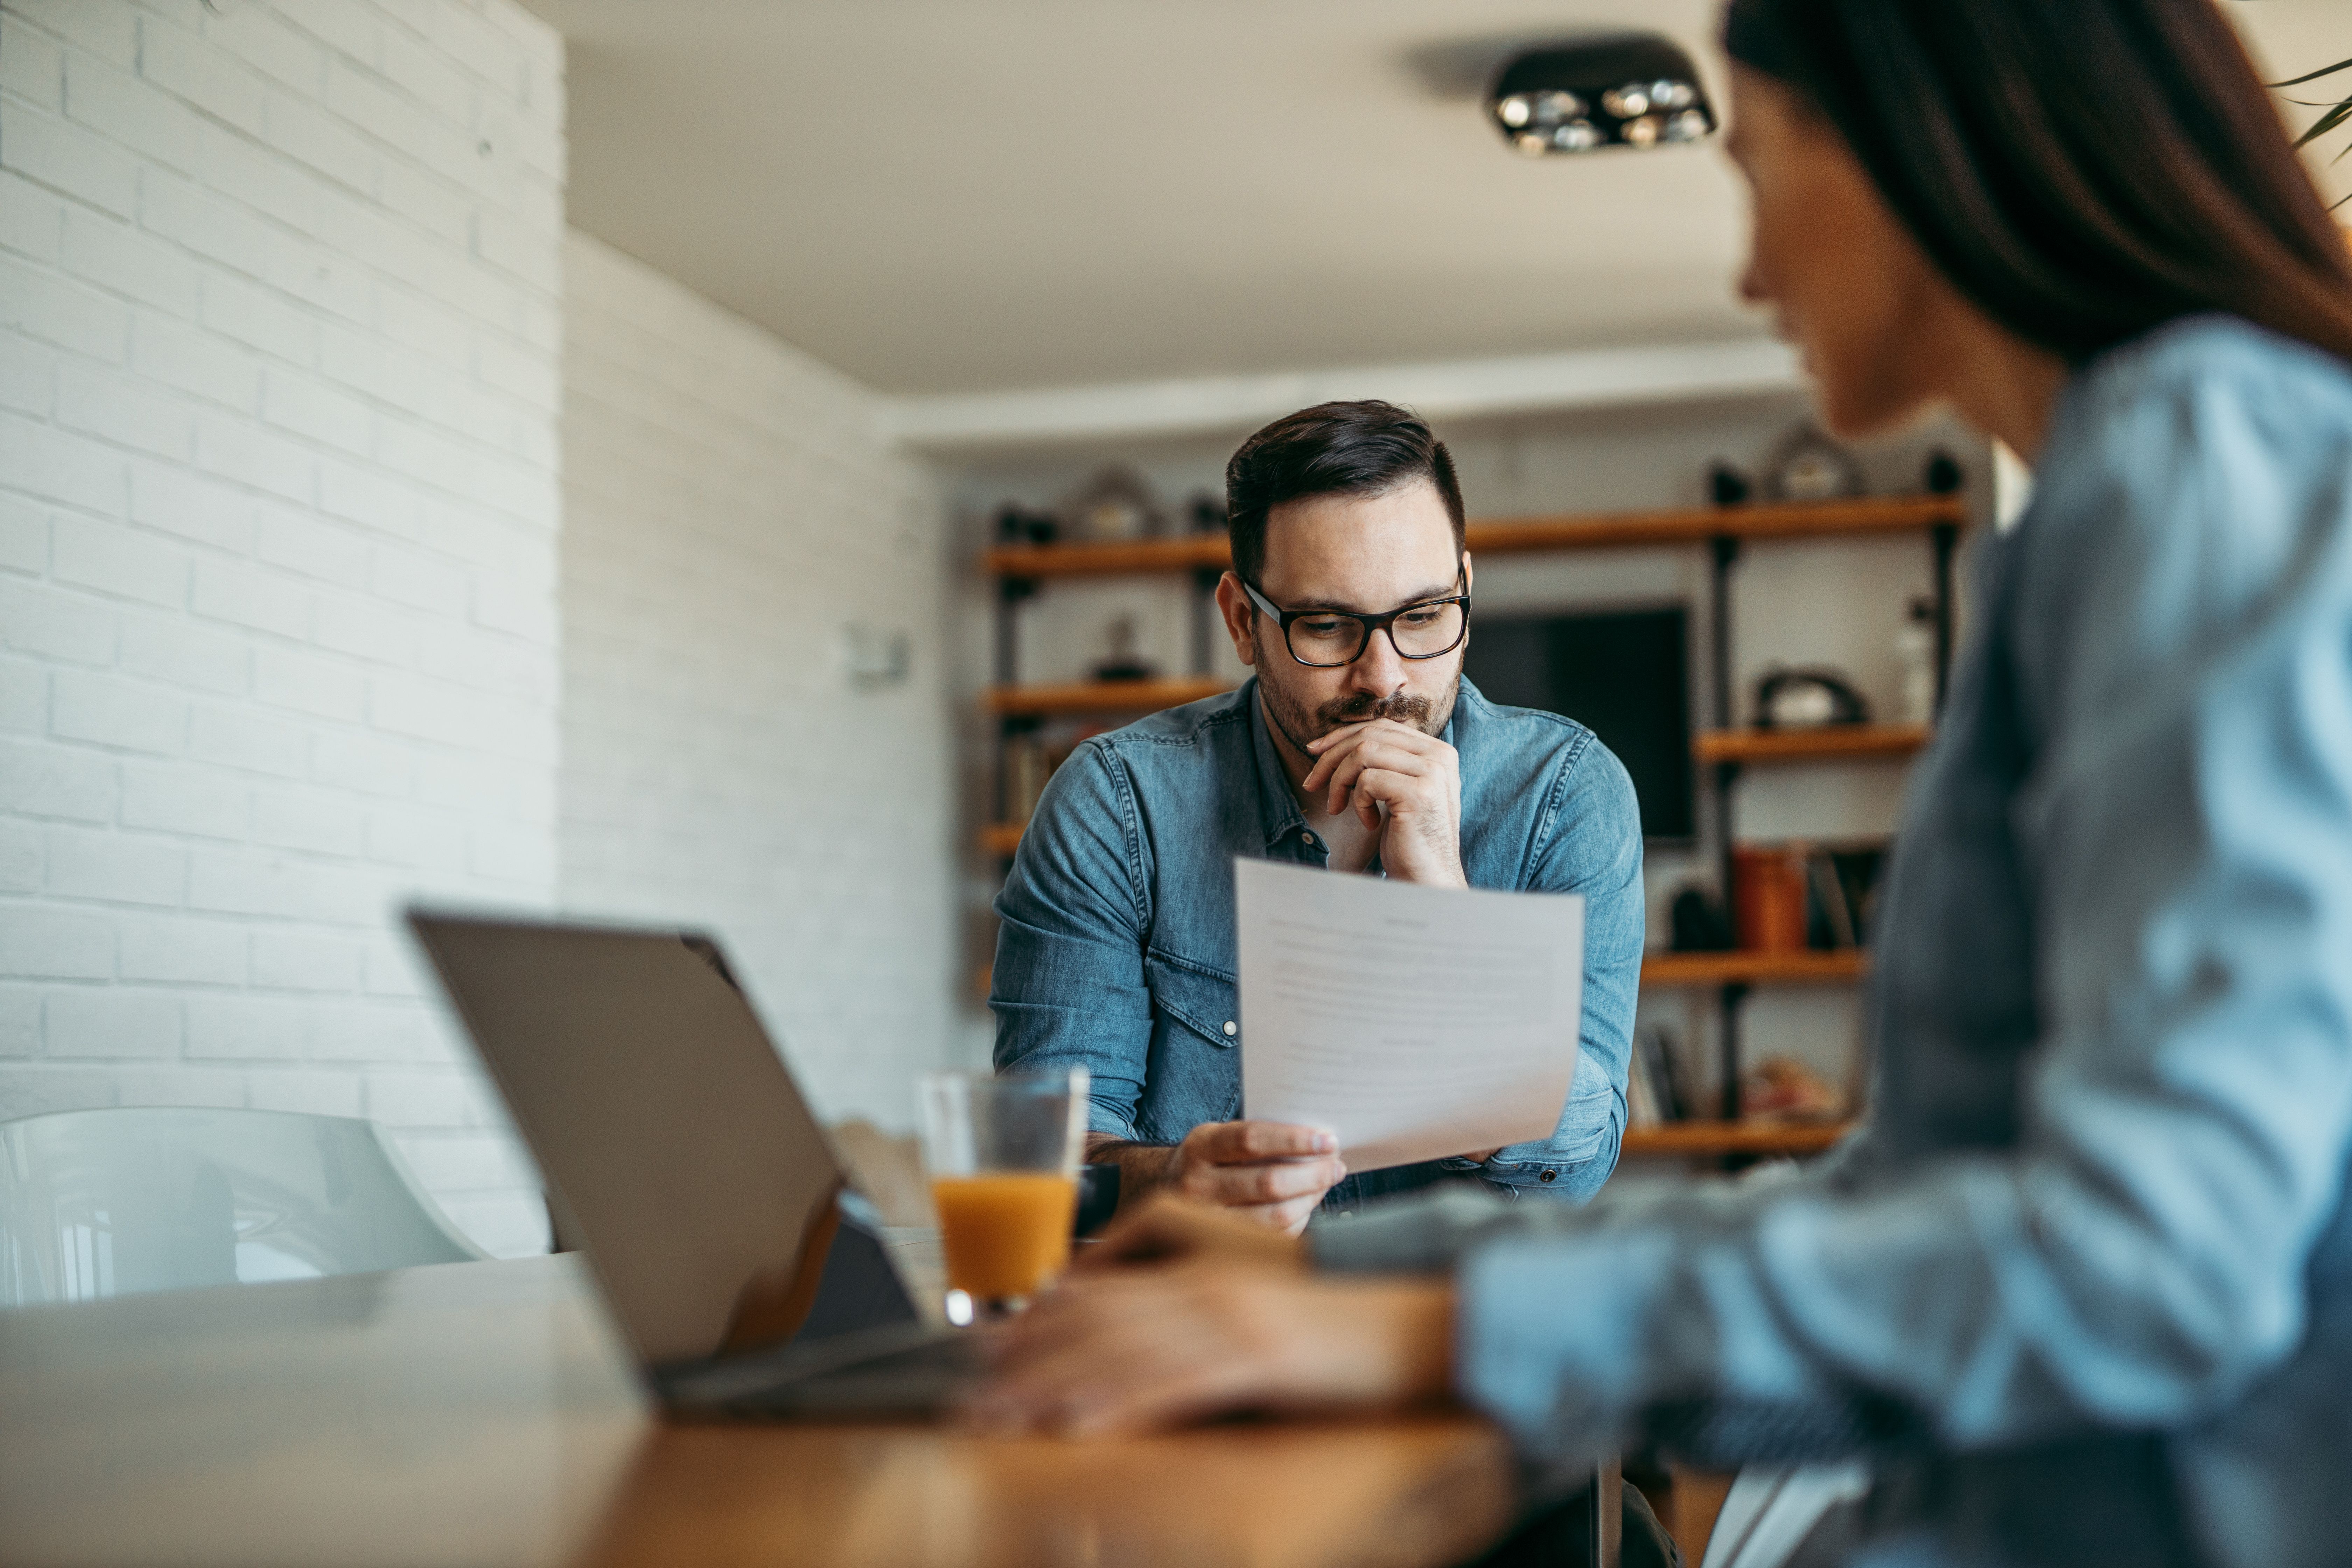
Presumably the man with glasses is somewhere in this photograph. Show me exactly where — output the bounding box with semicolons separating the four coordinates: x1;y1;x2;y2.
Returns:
992;400;1644;1230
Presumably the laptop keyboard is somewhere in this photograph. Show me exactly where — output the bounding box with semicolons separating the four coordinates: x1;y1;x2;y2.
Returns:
721;1331;987;1418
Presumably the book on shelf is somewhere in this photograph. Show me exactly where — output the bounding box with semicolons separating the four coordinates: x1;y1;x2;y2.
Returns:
1796;840;1890;952
999;718;1115;823
1627;1053;1661;1127
1629;1023;1694;1127
1808;848;1858;950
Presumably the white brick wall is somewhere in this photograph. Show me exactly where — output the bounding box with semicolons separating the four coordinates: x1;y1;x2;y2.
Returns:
0;0;565;1256
561;230;959;1133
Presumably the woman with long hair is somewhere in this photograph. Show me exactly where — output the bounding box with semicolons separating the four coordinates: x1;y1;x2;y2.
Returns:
972;1;2352;1562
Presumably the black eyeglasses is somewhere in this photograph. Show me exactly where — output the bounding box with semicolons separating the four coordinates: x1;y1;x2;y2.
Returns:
1240;571;1472;668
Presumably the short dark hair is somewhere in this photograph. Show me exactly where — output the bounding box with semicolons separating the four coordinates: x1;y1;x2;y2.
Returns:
1722;0;2352;366
1224;400;1466;588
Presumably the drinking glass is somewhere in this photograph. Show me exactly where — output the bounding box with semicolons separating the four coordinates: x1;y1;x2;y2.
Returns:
916;1068;1089;1322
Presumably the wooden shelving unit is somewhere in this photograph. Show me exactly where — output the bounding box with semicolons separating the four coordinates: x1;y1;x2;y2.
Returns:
984;676;1232;718
1641;949;1867;987
1467;494;1961;553
1621;1120;1854;1158
979;496;1963;735
1693;723;1927;765
980;495;1966;582
978;491;1970;1146
986;535;1230;579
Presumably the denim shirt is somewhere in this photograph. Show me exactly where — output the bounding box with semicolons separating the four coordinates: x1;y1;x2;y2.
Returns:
1312;318;2352;1568
990;676;1645;1206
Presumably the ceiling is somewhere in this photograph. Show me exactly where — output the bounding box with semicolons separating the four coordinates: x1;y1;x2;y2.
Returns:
522;1;2352;399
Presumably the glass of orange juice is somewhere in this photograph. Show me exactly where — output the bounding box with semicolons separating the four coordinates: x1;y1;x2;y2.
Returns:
916;1069;1089;1322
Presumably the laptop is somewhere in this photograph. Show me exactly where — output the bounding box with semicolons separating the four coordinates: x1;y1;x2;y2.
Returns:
405;908;982;1418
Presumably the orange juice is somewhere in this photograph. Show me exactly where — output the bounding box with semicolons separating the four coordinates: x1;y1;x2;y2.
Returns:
931;1172;1078;1300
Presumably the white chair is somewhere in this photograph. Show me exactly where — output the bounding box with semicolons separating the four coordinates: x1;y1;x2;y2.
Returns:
0;1107;484;1307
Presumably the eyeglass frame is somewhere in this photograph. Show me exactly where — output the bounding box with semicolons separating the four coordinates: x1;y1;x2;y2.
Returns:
1238;568;1474;668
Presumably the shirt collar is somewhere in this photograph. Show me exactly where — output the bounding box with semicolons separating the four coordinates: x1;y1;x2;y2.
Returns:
1245;678;1309;850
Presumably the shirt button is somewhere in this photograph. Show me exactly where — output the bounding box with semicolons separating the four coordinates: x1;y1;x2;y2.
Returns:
1539;1169;1557;1183
1222;1020;1237;1036
1302;833;1318;847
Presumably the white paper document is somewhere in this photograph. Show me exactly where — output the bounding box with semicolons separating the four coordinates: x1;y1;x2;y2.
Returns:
1235;858;1586;1173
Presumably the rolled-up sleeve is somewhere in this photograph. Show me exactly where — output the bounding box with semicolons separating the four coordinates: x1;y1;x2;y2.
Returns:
990;742;1156;1140
1479;734;1645;1200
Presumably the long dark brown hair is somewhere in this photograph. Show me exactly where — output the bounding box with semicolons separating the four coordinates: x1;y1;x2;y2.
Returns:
1722;0;2352;365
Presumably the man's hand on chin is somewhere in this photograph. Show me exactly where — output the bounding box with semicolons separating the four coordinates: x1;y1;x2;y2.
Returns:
1301;719;1466;887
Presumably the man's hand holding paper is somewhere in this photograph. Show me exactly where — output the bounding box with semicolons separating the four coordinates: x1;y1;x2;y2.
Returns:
1089;1119;1348;1235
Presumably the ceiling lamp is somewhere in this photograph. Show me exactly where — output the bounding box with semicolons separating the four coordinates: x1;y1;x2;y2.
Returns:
1488;34;1716;157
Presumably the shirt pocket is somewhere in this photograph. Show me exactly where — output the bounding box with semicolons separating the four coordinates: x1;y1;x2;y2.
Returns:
1143;952;1240;1050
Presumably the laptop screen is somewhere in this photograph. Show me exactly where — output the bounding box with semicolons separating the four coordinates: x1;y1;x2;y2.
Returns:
407;911;917;1368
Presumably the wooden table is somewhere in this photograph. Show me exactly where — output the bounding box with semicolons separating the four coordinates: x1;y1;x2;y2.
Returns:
0;1254;1516;1568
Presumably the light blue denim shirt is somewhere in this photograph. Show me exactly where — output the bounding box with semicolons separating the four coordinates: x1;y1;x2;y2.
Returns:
990;675;1645;1206
1313;317;2352;1567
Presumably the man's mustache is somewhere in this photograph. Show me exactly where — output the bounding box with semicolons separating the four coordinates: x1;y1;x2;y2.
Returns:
1316;691;1433;728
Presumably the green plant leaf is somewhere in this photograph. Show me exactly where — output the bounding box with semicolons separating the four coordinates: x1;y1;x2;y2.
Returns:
2292;98;2352;152
2272;58;2352;89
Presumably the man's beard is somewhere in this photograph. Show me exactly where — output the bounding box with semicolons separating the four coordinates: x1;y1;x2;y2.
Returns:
1260;668;1457;754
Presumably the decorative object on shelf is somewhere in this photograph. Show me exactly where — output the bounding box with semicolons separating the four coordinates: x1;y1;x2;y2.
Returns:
835;622;911;688
1090;613;1160;682
1484;34;1716;156
1923;448;1965;495
1669;883;1736;952
1754;665;1871;729
1186;491;1228;536
1064;466;1164;544
1707;460;1752;506
1732;842;1813;953
1742;1055;1847;1120
1895;595;1938;725
1761;420;1865;502
1658;855;1887;957
994;504;1057;547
